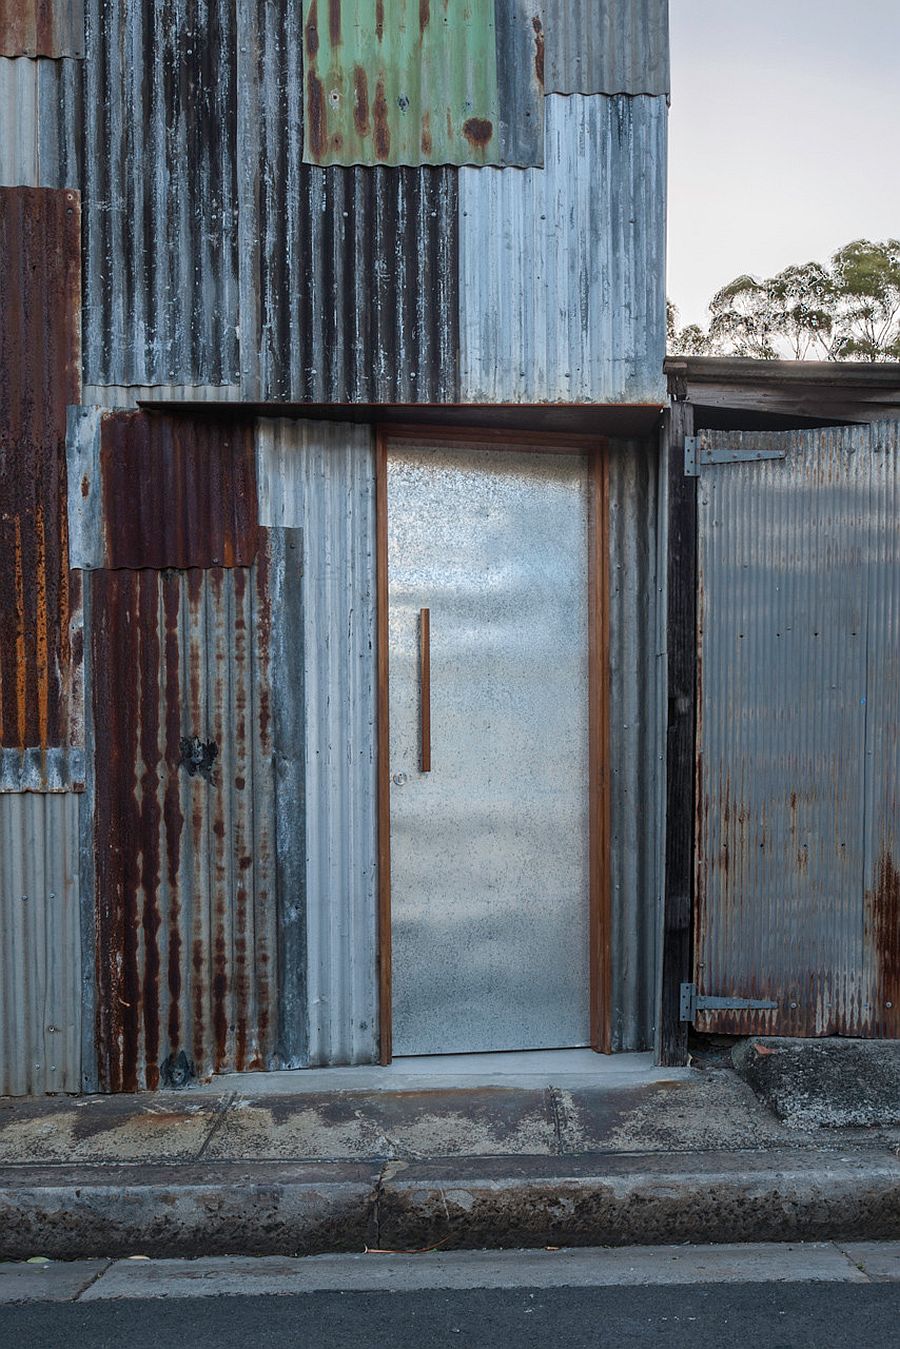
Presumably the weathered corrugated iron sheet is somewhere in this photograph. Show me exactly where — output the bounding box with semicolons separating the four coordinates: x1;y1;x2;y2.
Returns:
81;384;242;409
543;0;670;95
68;408;258;570
90;538;292;1092
607;438;661;1051
0;57;81;188
0;0;84;57
0;187;83;784
257;418;379;1066
458;95;668;405
0;792;82;1096
237;1;459;402
82;0;239;386
695;425;900;1038
300;0;542;168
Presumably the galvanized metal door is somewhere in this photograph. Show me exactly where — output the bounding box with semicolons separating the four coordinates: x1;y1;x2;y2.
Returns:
387;442;591;1055
693;424;900;1037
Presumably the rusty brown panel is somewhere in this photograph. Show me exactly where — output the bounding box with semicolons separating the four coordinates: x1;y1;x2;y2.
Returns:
0;0;84;57
0;187;81;753
91;549;278;1093
99;411;258;569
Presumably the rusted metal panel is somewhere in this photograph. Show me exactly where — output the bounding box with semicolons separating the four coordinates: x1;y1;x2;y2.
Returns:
0;792;82;1095
0;0;84;57
0;187;83;784
300;0;543;168
256;418;379;1066
543;0;670;95
0;56;82;188
90;540;285;1092
68;408;258;570
694;425;900;1038
458;95;668;404
82;0;239;386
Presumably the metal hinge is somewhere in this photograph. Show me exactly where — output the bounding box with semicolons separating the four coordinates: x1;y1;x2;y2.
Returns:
680;983;778;1022
684;436;787;477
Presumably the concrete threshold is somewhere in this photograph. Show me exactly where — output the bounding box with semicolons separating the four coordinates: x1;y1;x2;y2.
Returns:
3;1241;900;1303
193;1049;690;1096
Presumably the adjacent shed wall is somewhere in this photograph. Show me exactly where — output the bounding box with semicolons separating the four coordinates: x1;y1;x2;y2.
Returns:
695;425;900;1039
543;0;670;95
257;419;379;1066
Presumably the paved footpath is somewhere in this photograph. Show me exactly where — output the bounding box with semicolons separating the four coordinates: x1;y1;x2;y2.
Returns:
1;1244;900;1349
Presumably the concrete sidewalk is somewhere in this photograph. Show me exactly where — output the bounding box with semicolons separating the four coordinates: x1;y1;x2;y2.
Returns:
1;1060;898;1259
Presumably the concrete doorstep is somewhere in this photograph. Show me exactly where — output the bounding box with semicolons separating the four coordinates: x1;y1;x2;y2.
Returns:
2;1242;900;1305
0;1063;898;1260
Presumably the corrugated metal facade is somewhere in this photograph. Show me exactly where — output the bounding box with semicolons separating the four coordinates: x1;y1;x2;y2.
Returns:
0;792;82;1095
0;187;83;786
607;438;661;1051
257;418;379;1066
543;0;670;95
459;95;667;404
0;57;81;188
300;0;543;168
694;425;900;1039
0;0;84;57
81;0;240;387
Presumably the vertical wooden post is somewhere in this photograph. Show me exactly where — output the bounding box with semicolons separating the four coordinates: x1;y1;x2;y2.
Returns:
375;429;393;1065
659;401;697;1066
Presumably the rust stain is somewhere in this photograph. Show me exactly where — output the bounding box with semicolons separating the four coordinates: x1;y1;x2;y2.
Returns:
867;851;900;1025
304;0;319;57
328;0;341;45
463;117;493;150
0;0;81;56
375;0;384;41
419;0;430;36
353;65;370;137
532;15;544;87
81;474;89;498
420;111;432;158
307;72;327;162
373;78;391;160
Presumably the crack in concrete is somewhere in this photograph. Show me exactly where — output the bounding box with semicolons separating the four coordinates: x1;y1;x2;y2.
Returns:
371;1161;389;1248
195;1094;237;1161
548;1087;566;1156
72;1259;113;1302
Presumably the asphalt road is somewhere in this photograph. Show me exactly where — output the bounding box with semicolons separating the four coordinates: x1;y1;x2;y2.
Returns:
2;1282;899;1348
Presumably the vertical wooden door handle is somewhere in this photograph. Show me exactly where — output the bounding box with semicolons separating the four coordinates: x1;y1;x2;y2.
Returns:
420;607;431;773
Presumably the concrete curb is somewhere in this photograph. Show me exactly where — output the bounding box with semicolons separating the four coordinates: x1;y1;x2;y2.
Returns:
0;1149;898;1260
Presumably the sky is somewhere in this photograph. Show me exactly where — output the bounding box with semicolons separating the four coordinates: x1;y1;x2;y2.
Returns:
668;0;900;328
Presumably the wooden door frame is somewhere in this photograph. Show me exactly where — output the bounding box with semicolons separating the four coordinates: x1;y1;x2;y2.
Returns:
375;424;612;1064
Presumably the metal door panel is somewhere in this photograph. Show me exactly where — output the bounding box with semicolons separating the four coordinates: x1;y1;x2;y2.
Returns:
388;444;590;1055
694;425;900;1037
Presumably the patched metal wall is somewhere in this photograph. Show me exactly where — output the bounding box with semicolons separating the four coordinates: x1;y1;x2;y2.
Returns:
300;0;543;167
81;0;240;386
695;425;900;1039
0;792;82;1095
257;418;379;1066
608;438;661;1051
0;187;83;788
459;95;667;405
543;0;670;95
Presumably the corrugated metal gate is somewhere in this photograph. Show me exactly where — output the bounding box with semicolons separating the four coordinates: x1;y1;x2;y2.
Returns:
693;423;900;1037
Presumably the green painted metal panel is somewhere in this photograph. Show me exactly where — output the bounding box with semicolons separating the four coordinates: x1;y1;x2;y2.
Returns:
302;0;542;167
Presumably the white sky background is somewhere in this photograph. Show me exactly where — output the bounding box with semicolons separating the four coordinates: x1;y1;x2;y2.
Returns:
668;0;900;328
